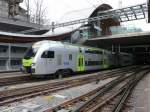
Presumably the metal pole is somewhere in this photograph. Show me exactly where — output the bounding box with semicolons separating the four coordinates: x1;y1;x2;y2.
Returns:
112;44;114;53
118;44;121;53
51;22;55;32
27;0;30;21
7;43;11;70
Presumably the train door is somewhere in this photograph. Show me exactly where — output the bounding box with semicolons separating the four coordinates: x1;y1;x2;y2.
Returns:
77;54;85;72
102;50;109;69
40;51;48;74
57;54;62;66
41;51;55;74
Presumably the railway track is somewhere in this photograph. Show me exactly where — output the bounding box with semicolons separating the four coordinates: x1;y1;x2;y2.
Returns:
0;66;137;86
0;75;35;86
0;66;137;106
43;66;150;112
0;74;52;86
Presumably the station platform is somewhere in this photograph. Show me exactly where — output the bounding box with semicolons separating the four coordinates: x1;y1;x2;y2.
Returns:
131;72;150;112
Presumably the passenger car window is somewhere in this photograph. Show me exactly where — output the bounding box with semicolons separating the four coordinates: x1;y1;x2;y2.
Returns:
69;54;72;60
41;51;54;58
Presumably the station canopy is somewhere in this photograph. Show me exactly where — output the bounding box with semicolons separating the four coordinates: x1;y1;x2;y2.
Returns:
84;31;150;47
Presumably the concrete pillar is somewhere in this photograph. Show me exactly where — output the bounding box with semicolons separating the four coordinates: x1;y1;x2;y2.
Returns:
114;44;120;67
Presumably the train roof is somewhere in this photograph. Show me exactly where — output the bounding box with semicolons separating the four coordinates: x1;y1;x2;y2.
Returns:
32;40;105;51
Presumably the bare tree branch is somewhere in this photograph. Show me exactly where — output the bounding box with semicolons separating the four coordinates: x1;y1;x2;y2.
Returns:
24;0;48;25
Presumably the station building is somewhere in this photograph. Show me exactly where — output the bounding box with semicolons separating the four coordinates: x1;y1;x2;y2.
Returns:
0;0;50;70
0;0;48;34
0;43;30;70
0;2;148;70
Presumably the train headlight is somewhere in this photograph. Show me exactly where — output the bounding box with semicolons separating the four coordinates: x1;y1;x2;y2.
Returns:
31;63;35;67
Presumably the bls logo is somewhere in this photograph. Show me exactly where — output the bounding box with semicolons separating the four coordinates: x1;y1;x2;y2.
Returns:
63;62;69;65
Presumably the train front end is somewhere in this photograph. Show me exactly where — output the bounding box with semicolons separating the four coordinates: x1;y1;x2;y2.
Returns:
21;47;36;74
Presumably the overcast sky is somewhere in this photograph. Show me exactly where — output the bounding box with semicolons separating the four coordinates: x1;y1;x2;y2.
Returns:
21;0;150;31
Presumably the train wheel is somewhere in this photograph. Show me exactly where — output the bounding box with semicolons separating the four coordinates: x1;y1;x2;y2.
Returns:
55;69;72;79
62;69;73;77
55;70;63;79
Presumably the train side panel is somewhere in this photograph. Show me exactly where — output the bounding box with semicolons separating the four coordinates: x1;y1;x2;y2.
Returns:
119;53;133;66
22;40;133;76
84;49;103;71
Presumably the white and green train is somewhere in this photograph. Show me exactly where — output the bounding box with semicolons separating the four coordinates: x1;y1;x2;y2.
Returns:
22;40;133;76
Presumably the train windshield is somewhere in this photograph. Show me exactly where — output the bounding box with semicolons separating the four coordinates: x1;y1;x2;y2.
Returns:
24;47;36;59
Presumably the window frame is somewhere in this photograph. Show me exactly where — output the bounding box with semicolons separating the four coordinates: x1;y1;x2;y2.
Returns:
41;51;55;58
69;54;72;60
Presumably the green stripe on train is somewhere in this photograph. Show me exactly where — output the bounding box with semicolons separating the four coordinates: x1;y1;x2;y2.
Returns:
103;58;109;69
77;54;85;72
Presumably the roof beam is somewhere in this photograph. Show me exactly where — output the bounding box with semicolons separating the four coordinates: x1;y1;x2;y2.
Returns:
49;3;147;30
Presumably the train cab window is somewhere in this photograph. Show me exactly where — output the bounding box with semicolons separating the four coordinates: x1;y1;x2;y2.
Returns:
85;50;103;54
24;47;36;59
41;51;54;58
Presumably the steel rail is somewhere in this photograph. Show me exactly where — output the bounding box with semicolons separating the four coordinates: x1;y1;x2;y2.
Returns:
0;66;135;86
73;67;149;112
112;69;150;112
0;67;135;106
44;67;141;112
85;69;150;112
